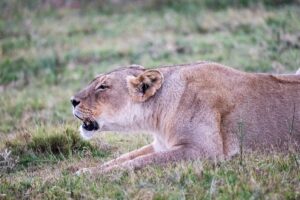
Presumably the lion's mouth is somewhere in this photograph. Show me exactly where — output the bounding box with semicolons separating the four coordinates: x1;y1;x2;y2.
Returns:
82;120;99;131
74;114;99;131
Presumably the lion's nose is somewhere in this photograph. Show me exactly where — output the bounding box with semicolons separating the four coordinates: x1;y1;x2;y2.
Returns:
70;98;80;107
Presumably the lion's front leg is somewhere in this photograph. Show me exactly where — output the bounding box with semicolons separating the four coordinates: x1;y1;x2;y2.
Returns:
100;146;198;173
75;144;154;175
100;144;155;168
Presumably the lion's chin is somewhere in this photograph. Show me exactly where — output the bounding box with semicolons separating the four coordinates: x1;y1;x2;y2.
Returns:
79;125;96;140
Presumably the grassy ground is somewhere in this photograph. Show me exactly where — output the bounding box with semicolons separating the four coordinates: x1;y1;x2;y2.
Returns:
1;1;300;199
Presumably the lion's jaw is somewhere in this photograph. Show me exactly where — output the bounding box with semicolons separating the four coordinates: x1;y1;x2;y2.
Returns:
78;101;151;139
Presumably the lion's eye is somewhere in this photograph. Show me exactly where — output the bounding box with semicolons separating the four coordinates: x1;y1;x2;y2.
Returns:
96;84;109;91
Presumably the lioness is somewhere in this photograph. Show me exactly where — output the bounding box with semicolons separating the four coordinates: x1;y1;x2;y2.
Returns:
71;61;300;174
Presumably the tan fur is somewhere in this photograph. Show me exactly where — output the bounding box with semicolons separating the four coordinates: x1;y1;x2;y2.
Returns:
72;62;300;175
127;69;164;102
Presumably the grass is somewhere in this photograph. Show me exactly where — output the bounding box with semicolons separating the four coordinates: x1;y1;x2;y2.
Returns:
0;1;300;199
1;153;299;199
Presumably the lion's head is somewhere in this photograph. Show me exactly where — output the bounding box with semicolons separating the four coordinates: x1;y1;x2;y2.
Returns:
71;66;164;139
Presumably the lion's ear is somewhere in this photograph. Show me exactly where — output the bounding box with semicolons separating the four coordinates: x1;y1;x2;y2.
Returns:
126;69;164;102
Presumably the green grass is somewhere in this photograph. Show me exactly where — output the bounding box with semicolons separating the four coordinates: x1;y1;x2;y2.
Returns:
0;1;300;199
1;153;299;199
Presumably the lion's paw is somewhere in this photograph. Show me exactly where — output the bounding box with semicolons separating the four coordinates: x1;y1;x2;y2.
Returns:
75;168;93;176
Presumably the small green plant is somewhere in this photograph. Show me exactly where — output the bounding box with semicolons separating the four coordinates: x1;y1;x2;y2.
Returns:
4;127;109;168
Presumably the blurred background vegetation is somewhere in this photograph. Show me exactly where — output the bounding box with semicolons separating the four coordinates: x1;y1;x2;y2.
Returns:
1;0;300;199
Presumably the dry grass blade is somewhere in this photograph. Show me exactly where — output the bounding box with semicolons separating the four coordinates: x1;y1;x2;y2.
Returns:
0;149;18;173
